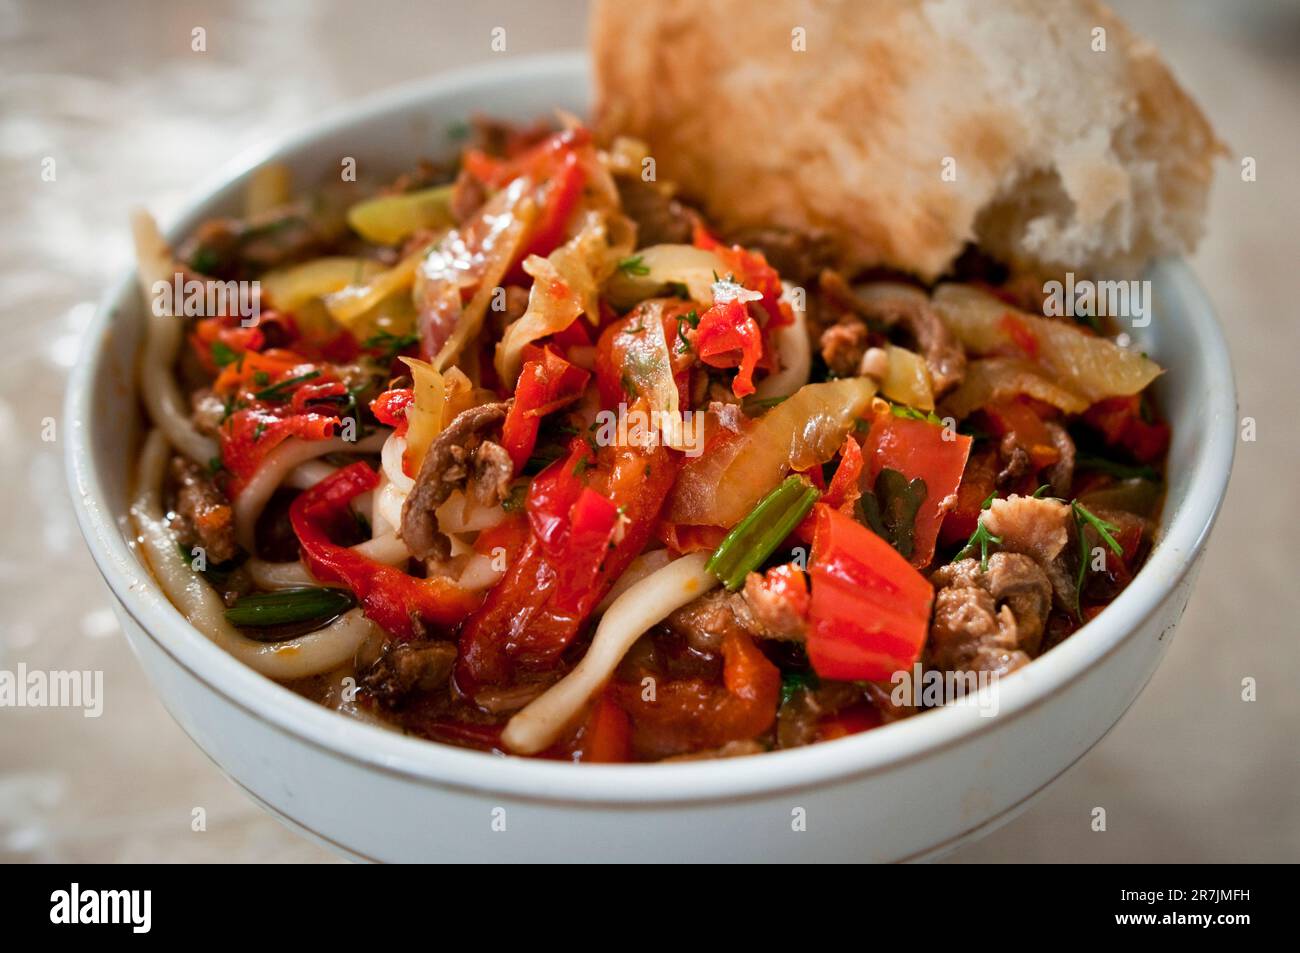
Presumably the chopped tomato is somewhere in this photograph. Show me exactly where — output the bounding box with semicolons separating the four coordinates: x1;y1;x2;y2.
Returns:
806;504;933;681
815;704;883;742
820;436;864;512
1083;395;1170;464
694;298;763;398
860;412;972;567
692;223;789;328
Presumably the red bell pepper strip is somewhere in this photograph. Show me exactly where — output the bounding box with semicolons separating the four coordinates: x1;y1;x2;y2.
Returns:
500;347;591;473
694;298;763;398
220;406;338;498
289;462;480;640
457;435;679;691
860;412;972;567
806;504;933;681
821;436;864;511
567;691;632;763
368;387;414;435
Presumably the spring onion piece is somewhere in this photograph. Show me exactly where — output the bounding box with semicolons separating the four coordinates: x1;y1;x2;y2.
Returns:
224;587;356;627
706;476;819;590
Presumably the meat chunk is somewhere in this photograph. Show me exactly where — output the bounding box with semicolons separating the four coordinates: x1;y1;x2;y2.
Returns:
777;681;864;749
361;640;458;707
726;226;837;286
169;456;238;564
400;401;511;561
665;590;746;653
928;552;1053;674
738;568;808;641
982;494;1075;607
666;567;809;653
819;320;871;378
816;271;966;395
615;177;695;246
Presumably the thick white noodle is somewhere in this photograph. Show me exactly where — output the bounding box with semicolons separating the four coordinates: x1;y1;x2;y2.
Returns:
286;460;338;490
501;553;719;754
233;431;386;550
593;548;672;615
131;429;379;680
130;210;220;464
752;289;810;401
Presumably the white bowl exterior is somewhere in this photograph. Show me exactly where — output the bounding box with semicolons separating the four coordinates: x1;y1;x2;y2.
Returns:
68;53;1235;862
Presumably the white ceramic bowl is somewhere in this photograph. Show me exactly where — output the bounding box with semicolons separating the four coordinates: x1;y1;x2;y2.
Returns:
65;53;1236;862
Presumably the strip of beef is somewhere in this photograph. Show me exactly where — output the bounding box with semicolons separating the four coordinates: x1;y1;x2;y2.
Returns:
616;177;695;246
362;640;458;708
816;271;966;395
929;552;1053;676
400;401;512;562
169;456;238;564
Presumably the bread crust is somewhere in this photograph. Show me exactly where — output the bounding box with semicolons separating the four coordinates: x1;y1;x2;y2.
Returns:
592;0;1223;280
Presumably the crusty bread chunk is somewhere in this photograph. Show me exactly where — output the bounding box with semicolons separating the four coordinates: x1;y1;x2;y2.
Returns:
593;0;1223;280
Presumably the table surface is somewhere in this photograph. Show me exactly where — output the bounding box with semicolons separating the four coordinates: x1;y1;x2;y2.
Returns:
2;0;1296;863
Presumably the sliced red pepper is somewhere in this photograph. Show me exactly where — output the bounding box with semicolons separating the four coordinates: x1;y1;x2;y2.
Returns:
806;504;933;681
860;412;972;567
821;436;864;511
220;406;338;497
368;387;414;434
289;462;480;640
457;436;679;691
500;347;591;473
694;298;763;398
566;691;632;763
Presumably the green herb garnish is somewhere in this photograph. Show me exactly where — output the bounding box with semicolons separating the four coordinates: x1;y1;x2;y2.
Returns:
253;369;322;402
210;340;238;368
857;468;927;559
616;255;651;277
224;587;356;628
1071;500;1125;618
364;330;420;362
954;491;1001;571
707;476;820;590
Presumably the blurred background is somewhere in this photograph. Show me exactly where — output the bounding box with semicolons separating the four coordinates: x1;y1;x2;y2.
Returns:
1;0;1296;862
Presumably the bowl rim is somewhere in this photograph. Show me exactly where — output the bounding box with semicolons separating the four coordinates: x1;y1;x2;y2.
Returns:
64;52;1237;805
